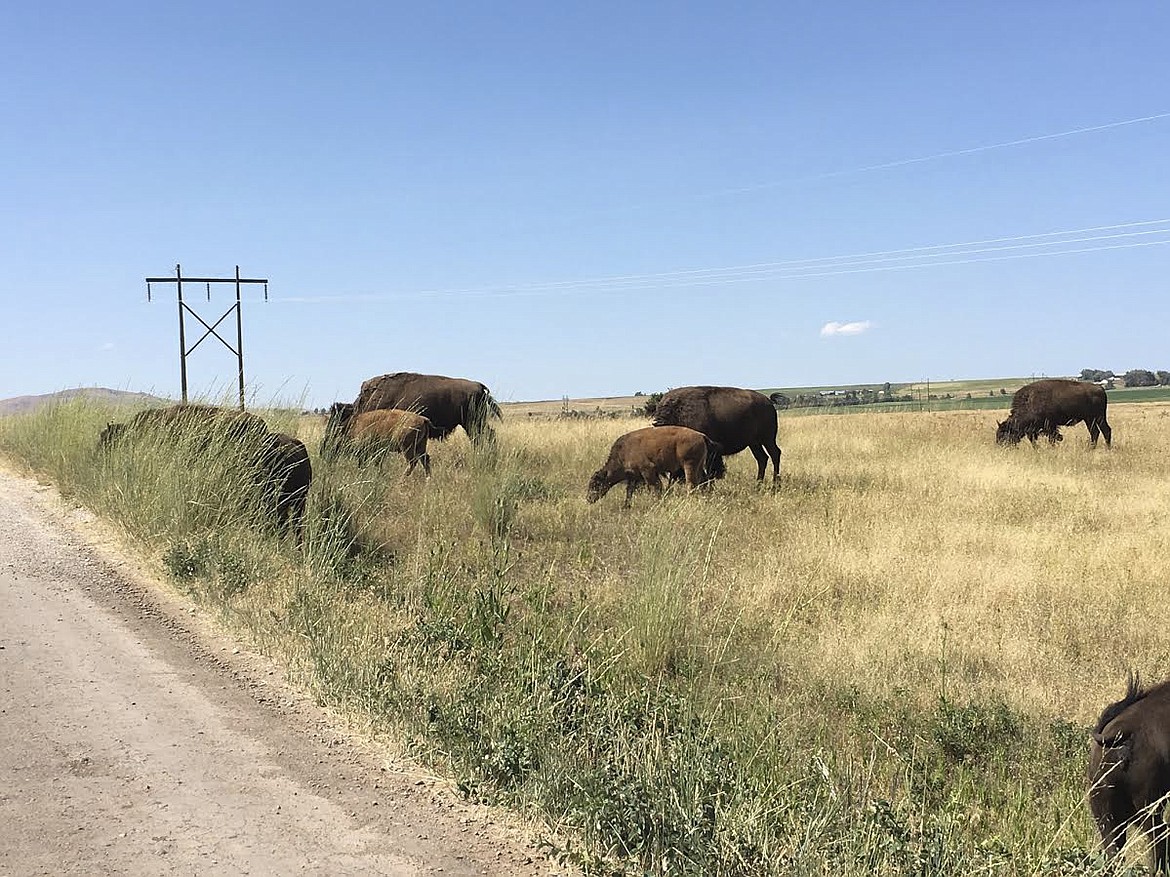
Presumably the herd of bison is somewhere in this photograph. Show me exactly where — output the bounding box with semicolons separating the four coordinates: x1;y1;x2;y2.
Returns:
98;371;1170;868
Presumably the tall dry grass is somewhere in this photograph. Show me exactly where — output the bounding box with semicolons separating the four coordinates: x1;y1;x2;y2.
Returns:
3;398;1168;874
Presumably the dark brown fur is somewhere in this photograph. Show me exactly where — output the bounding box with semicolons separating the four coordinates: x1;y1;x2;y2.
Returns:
99;404;267;448
255;432;312;542
323;402;432;476
98;405;309;541
586;426;721;507
353;372;500;442
996;379;1111;448
651;386;781;482
1089;674;1170;872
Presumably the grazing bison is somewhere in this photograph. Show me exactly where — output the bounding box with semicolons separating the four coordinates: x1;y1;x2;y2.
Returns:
99;404;267;449
98;405;310;540
255;432;312;542
995;379;1111;448
586;426;723;507
651;386;782;482
353;372;500;442
322;402;433;476
1088;674;1170;872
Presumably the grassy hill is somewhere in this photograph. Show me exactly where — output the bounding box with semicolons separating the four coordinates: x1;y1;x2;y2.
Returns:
0;388;167;416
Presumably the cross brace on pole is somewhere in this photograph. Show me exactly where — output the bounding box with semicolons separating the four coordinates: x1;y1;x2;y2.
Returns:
145;264;268;410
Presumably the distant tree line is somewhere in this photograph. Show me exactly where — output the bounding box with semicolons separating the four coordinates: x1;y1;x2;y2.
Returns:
1080;368;1170;387
769;383;916;410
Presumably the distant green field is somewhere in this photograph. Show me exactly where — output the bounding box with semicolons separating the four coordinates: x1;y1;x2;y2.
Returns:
1108;386;1170;403
758;379;1170;417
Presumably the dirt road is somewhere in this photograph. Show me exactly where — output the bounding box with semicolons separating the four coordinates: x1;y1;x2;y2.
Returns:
0;469;564;876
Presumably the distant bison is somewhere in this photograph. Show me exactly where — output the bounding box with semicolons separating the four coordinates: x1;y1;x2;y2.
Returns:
255;432;312;541
652;386;781;482
996;379;1111;448
353;372;500;442
586;425;723;507
99;404;267;448
1089;674;1170;872
323;402;433;476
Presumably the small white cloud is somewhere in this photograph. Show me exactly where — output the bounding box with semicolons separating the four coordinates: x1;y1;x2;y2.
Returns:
820;320;873;337
100;342;116;351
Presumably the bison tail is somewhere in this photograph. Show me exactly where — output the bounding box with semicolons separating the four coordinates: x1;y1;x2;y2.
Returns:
1092;671;1147;739
486;393;502;420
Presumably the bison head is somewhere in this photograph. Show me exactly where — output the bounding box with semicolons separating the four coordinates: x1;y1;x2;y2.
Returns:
585;470;612;503
321;402;356;459
995;418;1024;446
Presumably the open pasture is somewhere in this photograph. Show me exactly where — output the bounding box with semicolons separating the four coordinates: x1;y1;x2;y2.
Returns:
3;399;1170;874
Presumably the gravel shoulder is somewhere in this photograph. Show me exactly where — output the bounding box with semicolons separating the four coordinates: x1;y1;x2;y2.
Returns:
0;466;567;876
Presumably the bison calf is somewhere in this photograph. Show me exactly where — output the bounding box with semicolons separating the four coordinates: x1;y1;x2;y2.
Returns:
1089;674;1170;872
586;426;721;507
323;402;433;476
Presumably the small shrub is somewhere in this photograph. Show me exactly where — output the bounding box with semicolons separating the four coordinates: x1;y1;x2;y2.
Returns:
931;696;1023;763
164;538;213;581
472;477;521;541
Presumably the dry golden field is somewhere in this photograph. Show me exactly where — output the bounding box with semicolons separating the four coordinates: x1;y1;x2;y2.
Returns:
448;404;1166;721
4;398;1169;873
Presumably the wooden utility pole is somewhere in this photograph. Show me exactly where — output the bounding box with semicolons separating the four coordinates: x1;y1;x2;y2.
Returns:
145;264;268;410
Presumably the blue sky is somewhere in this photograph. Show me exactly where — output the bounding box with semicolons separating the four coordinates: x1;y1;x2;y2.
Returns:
3;2;1168;406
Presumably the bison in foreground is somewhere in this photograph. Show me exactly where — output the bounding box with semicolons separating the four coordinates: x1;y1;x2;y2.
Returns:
98;405;311;541
586;426;723;507
353;372;500;443
99;404;268;449
323;402;433;476
1089;674;1170;872
996;379;1111;448
652;386;781;482
255;432;312;541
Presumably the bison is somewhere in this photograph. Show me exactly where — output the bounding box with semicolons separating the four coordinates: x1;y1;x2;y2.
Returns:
255;432;313;541
98;405;311;541
353;372;500;443
651;386;782;483
1088;674;1170;872
98;404;268;449
995;379;1111;448
322;402;433;476
586;426;723;507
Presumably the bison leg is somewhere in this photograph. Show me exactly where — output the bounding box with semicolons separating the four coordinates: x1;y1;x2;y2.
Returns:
681;461;702;491
749;445;769;481
764;440;782;483
644;472;664;496
623;478;638;508
1089;786;1135;859
420;452;432;477
1088;417;1112;449
1137;808;1170;874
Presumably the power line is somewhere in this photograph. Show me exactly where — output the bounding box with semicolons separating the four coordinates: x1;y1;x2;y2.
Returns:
277;219;1170;303
708;111;1170;198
